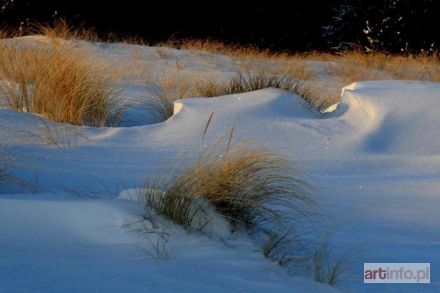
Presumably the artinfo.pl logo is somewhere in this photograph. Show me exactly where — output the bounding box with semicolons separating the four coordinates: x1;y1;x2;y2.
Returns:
364;263;430;283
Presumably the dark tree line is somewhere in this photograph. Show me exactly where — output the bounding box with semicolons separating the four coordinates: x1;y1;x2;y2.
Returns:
324;0;440;52
1;0;439;53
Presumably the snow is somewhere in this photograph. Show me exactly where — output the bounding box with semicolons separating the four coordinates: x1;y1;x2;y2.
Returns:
1;37;440;292
1;193;339;293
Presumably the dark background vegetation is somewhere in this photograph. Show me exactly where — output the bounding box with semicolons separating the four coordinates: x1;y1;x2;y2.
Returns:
1;0;439;53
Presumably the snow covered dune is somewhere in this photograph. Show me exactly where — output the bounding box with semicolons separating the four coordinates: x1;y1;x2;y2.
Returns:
1;39;440;292
342;80;440;155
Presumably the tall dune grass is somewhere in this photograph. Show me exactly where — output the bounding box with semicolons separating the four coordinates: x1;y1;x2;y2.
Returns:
0;27;22;40
30;19;97;42
143;139;314;233
140;139;352;285
144;88;175;123
324;50;440;83
196;69;322;109
190;146;314;231
196;69;303;96
141;144;350;285
0;42;121;126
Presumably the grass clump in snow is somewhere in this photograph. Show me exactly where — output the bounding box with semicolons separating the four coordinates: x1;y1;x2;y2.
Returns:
1;19;98;45
141;142;352;285
139;118;348;285
139;71;208;122
35;19;98;42
142;181;210;230
0;27;22;40
142;134;314;234
312;241;348;286
0;42;122;127
184;145;313;231
22;117;89;148
196;68;322;109
196;69;300;96
143;90;175;123
141;115;314;236
289;228;353;286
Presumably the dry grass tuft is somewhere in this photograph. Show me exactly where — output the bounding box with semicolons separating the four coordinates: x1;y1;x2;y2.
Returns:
121;215;171;260
139;119;349;283
143;88;175;123
152;71;196;100
196;68;322;109
312;241;348;286
0;42;122;126
196;69;301;96
183;146;313;231
32;19;98;42
142;183;210;230
22;117;89;148
0;27;22;40
143;141;314;233
141;143;351;285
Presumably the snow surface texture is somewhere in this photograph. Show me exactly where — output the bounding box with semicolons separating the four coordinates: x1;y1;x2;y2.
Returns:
1;37;439;292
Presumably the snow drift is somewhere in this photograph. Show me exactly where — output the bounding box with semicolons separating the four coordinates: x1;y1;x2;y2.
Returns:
1;38;439;292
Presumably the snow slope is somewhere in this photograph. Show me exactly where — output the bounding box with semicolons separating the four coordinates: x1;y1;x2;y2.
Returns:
1;38;440;292
1;193;339;293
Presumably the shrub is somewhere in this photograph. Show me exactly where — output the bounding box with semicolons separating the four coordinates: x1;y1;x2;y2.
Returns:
0;42;121;126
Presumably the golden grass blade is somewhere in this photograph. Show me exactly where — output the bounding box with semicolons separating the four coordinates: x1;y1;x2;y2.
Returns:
226;125;235;154
202;111;214;141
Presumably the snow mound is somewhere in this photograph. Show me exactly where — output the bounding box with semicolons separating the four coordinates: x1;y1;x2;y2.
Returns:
340;80;440;155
